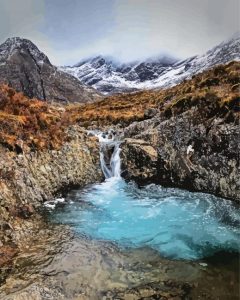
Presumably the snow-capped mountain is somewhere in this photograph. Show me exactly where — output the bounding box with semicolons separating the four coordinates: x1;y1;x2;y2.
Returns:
0;37;102;103
60;34;240;94
60;55;177;94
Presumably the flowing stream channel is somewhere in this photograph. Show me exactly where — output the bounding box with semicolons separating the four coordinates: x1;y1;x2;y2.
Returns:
47;131;240;261
1;131;239;299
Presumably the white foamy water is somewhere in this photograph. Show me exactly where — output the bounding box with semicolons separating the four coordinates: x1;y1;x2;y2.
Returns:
46;130;240;260
93;130;122;178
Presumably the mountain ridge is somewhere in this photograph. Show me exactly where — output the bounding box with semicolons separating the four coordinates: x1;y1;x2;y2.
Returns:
0;37;52;66
60;34;240;94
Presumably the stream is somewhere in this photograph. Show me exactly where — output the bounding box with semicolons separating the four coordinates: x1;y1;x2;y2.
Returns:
48;131;239;260
0;131;239;299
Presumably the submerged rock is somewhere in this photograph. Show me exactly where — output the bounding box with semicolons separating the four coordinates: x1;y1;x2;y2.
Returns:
102;280;193;300
0;225;238;299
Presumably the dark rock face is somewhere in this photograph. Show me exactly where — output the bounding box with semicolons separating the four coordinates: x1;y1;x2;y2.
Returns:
0;37;102;103
121;139;158;183
121;103;240;201
144;107;158;118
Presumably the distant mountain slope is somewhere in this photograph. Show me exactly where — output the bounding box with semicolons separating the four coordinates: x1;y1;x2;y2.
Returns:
0;37;102;103
60;55;177;94
60;34;240;94
65;61;240;127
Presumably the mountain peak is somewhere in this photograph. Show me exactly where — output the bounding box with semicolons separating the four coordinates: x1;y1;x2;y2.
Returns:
74;55;121;68
61;34;240;94
0;37;102;103
5;37;34;45
0;37;51;65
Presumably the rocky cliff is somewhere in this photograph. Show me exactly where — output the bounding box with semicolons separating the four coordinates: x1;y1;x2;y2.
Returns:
0;37;102;103
0;125;102;282
120;63;240;201
121;113;239;200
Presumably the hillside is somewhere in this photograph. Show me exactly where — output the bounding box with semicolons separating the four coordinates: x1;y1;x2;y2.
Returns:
1;61;238;154
0;85;66;151
0;37;102;103
66;61;240;127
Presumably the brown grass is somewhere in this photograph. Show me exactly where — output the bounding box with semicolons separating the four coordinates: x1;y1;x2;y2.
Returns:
0;61;239;152
67;61;240;127
0;85;70;151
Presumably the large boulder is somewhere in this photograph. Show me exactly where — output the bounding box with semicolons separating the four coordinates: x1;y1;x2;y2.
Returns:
121;103;240;201
121;138;158;183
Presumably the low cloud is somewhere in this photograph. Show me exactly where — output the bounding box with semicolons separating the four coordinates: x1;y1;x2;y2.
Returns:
0;0;239;65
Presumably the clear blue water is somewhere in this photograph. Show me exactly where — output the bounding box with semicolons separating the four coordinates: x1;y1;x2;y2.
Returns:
47;177;240;260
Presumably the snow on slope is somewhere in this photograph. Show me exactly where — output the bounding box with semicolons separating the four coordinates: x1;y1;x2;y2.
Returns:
60;34;240;94
0;37;102;103
0;37;51;66
60;55;177;94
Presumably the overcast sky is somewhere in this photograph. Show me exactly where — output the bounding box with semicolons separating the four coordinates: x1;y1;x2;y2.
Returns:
0;0;239;65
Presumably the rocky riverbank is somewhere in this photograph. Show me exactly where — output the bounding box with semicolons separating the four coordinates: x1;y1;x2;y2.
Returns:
121;104;239;200
0;125;102;283
118;63;240;201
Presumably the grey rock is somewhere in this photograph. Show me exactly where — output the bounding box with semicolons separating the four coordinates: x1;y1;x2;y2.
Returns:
0;37;102;103
144;108;158;118
0;126;103;247
121;107;240;201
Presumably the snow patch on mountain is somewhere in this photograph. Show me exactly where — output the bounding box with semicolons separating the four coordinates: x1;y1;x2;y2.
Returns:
60;34;240;94
0;37;51;66
0;37;102;103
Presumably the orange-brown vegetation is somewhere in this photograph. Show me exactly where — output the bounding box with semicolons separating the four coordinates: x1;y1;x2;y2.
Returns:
0;61;239;152
0;85;70;151
0;245;18;268
68;61;239;127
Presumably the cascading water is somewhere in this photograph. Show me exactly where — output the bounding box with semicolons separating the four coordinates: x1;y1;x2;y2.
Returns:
96;130;121;179
46;130;240;260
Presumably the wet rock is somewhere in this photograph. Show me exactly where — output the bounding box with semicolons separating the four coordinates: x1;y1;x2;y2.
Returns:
121;100;240;201
121;139;158;183
102;280;193;300
0;126;103;249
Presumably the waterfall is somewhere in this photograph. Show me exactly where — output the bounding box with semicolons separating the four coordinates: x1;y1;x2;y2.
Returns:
89;130;121;179
110;143;121;178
